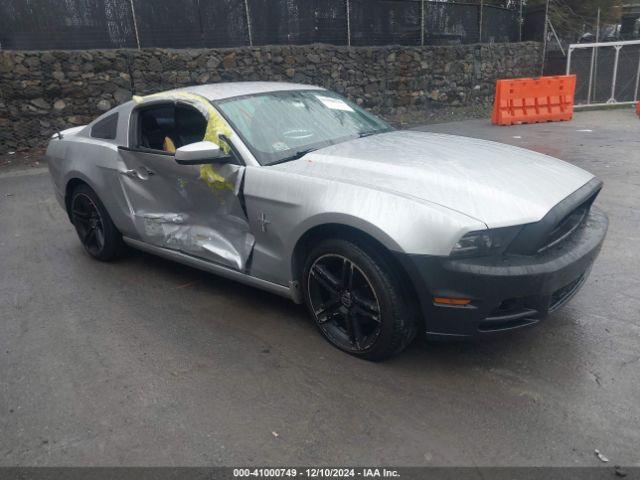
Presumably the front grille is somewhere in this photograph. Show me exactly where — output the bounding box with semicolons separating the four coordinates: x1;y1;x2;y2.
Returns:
505;178;602;256
537;201;591;253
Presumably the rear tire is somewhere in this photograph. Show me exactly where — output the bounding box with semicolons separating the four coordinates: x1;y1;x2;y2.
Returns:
302;238;417;361
69;184;125;261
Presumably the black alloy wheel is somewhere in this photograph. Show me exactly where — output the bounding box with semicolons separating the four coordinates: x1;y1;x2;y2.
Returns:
69;184;125;261
303;238;417;360
308;253;382;352
71;192;105;256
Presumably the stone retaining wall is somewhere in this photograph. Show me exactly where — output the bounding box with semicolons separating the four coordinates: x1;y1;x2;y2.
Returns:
0;43;541;153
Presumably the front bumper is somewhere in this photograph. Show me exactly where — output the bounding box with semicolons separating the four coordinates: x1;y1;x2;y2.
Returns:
396;208;609;338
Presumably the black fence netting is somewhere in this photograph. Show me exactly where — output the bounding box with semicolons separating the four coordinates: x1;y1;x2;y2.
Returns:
0;0;137;49
568;48;592;103
0;0;526;51
522;5;545;42
482;5;519;43
247;0;346;46
133;0;249;48
425;2;478;45
614;44;640;103
350;0;421;46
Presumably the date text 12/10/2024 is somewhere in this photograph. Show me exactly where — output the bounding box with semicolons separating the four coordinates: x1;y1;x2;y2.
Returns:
233;468;401;478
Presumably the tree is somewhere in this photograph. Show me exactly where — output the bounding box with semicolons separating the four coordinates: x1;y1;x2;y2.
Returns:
527;0;623;40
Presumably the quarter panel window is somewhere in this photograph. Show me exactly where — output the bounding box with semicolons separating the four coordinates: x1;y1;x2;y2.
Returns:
90;113;118;140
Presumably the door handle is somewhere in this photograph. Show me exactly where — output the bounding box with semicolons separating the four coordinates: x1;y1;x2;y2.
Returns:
119;168;154;180
119;169;139;178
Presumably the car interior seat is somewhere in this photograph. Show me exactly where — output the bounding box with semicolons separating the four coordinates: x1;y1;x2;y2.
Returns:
139;105;178;152
139;113;165;150
175;105;207;147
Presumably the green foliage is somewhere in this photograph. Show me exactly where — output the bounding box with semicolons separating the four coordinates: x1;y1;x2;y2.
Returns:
530;0;621;26
526;0;623;40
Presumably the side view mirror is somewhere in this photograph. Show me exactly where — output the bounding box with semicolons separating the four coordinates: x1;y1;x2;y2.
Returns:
175;141;231;165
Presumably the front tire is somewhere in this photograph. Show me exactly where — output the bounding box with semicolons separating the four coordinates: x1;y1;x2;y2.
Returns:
302;238;417;361
69;184;125;261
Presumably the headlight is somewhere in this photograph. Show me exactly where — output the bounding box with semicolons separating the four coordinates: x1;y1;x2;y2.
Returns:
450;227;521;258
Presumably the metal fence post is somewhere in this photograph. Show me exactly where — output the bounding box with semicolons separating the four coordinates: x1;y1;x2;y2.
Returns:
587;9;600;104
610;45;622;103
540;0;550;76
129;0;141;49
244;0;253;46
635;48;640;102
346;0;351;47
592;8;600;104
566;46;573;76
587;45;596;104
547;19;564;55
478;0;484;43
420;0;425;46
519;0;523;42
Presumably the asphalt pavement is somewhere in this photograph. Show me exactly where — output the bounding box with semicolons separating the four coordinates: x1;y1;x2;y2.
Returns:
1;108;639;466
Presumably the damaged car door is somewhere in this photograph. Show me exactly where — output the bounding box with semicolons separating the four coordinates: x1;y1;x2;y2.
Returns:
117;101;255;271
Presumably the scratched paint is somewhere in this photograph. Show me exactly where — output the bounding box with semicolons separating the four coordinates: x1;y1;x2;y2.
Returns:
139;212;252;271
141;213;187;242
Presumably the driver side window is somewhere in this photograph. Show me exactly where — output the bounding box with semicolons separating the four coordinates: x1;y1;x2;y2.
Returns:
136;103;207;154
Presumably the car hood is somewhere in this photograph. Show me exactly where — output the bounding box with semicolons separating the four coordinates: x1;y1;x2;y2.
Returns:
273;130;594;228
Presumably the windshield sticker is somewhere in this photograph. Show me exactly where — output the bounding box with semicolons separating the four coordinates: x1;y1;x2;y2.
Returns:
315;95;354;112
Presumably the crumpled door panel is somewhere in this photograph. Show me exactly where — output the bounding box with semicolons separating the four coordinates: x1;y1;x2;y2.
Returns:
118;150;254;271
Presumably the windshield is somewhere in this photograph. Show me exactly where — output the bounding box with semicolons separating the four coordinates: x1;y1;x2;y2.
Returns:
215;90;392;165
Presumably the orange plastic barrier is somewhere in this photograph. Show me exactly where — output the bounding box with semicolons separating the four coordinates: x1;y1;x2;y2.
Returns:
492;75;576;126
636;101;640;117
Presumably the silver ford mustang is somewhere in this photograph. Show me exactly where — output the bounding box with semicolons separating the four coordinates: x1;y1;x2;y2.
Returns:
46;81;608;360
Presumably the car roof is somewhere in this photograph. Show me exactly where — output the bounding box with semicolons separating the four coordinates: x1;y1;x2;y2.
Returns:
158;81;325;101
